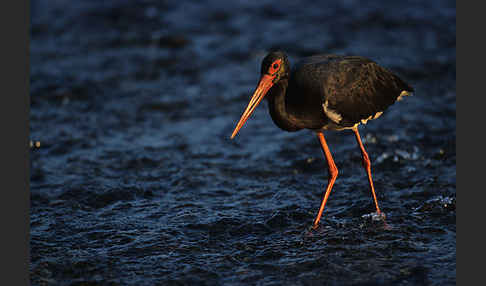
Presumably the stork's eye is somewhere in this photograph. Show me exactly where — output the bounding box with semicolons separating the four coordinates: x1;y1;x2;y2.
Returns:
268;59;282;74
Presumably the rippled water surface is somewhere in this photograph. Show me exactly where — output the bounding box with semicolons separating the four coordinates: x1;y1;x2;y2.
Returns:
30;0;456;285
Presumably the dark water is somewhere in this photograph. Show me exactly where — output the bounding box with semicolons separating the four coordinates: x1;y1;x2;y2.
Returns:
30;0;456;285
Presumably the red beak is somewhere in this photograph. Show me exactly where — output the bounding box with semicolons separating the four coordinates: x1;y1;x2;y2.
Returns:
230;74;275;139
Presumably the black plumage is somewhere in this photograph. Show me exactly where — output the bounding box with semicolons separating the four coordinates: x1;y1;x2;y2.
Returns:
267;52;414;131
231;50;413;229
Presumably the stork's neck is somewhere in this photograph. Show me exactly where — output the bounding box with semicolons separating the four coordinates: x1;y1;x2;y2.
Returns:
266;79;302;132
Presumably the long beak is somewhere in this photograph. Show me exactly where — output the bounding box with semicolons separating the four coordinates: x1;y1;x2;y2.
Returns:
230;74;275;139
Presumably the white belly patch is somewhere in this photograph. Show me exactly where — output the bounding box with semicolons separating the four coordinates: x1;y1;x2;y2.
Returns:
323;100;343;124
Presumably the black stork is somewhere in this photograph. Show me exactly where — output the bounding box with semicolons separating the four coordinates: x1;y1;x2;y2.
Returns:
230;50;413;229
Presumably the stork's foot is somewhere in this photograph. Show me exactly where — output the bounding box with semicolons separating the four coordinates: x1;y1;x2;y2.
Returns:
362;211;391;230
371;211;386;222
362;211;386;222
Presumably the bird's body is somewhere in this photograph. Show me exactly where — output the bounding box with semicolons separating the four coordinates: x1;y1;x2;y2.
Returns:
230;51;413;229
266;53;413;132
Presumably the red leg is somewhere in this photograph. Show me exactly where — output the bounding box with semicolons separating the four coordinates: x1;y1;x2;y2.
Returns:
313;132;339;229
352;127;382;214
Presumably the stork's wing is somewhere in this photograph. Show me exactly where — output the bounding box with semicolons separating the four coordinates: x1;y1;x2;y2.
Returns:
293;55;413;128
